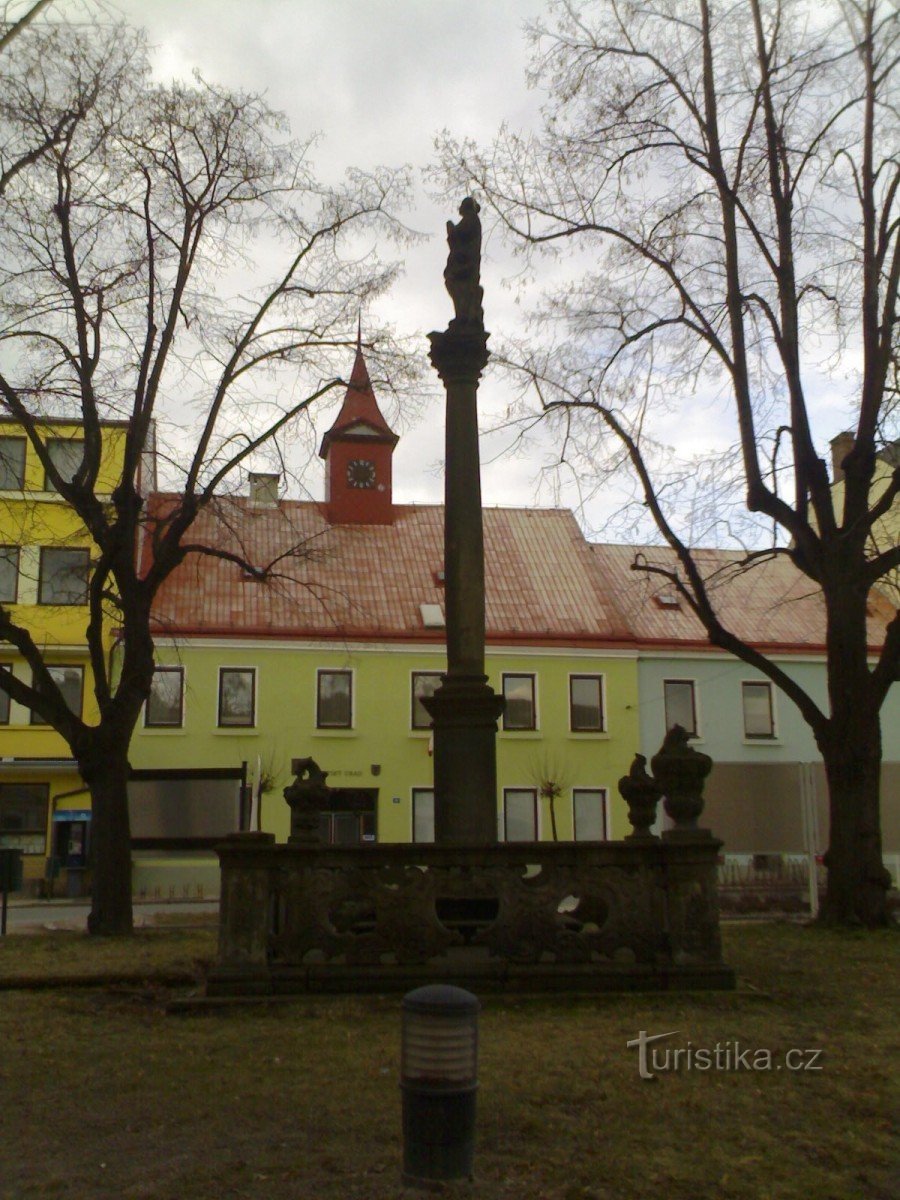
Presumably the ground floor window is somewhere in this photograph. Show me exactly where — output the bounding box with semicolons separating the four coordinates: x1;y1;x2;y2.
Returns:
0;783;49;855
412;788;435;842
573;788;609;841
502;788;538;841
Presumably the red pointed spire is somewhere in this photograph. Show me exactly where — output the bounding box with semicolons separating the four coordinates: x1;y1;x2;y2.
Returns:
318;334;398;459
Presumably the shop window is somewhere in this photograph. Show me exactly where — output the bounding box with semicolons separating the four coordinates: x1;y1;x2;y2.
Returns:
503;788;538;841
663;679;698;736
569;674;605;732
0;782;49;855
573;788;608;841
742;681;775;738
30;665;83;725
411;672;441;729
145;667;184;728
316;669;352;729
0;437;26;490
502;674;537;731
218;667;256;727
412;788;435;843
38;548;89;606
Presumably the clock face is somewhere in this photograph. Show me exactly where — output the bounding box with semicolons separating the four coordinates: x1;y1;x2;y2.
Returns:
347;458;377;489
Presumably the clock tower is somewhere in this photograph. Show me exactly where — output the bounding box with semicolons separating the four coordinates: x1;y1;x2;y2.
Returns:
319;337;399;525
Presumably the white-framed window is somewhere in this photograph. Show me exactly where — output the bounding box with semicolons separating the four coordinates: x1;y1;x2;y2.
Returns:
44;438;83;491
502;788;538;841
742;680;775;739
316;669;353;729
0;547;19;604
0;437;26;490
572;788;609;841
569;673;605;732
218;667;256;728
502;673;537;731
663;678;698;736
38;547;89;606
145;667;184;728
412;788;435;843
411;672;442;730
30;664;84;725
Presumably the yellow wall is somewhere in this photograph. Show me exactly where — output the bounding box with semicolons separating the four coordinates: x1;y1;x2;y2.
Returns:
131;639;641;842
0;421;128;884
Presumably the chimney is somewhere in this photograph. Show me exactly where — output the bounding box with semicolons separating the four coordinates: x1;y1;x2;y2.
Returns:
248;472;280;507
830;432;855;484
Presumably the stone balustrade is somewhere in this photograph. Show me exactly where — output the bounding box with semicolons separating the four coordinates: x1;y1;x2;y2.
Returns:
207;834;734;995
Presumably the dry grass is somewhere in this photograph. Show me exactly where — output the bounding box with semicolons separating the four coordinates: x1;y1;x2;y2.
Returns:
0;922;897;1200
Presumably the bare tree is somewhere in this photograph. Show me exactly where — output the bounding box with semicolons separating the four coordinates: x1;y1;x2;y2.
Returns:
0;17;415;934
438;0;900;925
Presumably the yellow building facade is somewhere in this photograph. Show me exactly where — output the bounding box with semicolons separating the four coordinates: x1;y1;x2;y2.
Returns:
0;419;131;894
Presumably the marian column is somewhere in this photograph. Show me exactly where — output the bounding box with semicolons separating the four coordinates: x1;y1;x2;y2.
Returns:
423;197;504;845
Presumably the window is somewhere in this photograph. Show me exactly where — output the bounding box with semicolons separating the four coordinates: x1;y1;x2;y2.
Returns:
0;783;49;855
412;788;435;843
573;789;608;841
44;438;83;491
316;669;352;729
742;681;775;739
503;788;538;841
0;547;18;603
145;667;184;728
569;674;605;732
502;673;536;731
0;437;26;490
38;548;89;605
0;667;10;724
218;668;256;728
30;664;83;725
411;672;442;729
663;679;697;736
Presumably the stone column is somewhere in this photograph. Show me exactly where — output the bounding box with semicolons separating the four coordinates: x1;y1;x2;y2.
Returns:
423;198;504;845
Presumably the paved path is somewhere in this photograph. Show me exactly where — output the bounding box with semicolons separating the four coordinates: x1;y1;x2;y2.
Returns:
3;898;219;933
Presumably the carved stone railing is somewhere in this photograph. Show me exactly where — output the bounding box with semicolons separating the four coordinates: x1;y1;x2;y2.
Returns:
207;835;734;995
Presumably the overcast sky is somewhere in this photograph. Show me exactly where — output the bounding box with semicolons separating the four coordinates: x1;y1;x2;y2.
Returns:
61;0;578;520
46;1;861;539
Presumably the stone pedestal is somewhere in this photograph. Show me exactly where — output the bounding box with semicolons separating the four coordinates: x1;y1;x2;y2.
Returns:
423;675;505;845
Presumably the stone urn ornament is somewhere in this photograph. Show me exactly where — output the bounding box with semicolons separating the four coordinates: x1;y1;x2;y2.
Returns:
650;725;713;836
284;757;331;846
618;753;662;840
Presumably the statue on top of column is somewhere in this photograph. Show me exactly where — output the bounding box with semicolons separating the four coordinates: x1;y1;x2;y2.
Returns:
443;196;484;327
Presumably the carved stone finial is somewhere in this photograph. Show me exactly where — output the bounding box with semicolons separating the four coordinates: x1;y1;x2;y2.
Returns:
284;757;331;846
443;196;484;327
651;725;713;836
618;753;662;840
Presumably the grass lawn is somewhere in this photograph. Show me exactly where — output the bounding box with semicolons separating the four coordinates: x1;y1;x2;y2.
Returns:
0;922;897;1200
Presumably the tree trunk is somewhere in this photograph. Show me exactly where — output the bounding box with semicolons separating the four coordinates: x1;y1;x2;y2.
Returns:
819;722;891;927
818;567;892;927
82;742;134;936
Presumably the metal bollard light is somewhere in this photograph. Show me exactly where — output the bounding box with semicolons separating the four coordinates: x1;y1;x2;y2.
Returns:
401;984;480;1186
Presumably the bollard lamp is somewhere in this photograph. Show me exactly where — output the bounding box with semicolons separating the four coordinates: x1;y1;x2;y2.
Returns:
401;984;480;1186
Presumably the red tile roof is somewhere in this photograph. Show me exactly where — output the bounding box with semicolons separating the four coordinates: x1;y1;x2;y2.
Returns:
591;543;893;650
146;497;633;645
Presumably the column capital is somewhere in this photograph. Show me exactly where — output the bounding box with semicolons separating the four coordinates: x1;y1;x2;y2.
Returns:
428;323;490;386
